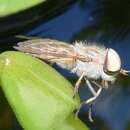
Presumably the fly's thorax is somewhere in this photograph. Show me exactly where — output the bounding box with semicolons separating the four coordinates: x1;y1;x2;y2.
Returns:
55;58;115;83
73;60;102;79
73;59;116;83
74;41;106;57
72;43;106;80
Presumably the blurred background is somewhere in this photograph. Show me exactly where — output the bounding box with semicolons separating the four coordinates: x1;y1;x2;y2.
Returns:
0;0;130;130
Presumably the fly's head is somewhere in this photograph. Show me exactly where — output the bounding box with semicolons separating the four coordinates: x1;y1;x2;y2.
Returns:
102;48;129;82
103;48;121;76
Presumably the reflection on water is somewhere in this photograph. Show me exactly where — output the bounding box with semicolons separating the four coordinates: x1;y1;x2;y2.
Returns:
0;0;130;130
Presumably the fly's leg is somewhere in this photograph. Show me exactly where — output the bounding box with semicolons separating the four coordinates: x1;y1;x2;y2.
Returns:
75;76;103;122
74;72;85;94
86;87;102;104
101;80;109;88
88;104;93;122
85;79;102;104
75;100;94;122
75;102;84;117
76;79;102;122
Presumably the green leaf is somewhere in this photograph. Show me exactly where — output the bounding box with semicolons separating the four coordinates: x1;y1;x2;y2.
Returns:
55;113;90;130
0;0;45;17
0;51;80;130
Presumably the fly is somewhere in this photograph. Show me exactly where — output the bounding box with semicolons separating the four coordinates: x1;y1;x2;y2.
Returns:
14;38;129;122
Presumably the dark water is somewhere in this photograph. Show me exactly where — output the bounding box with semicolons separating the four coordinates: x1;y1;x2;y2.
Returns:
0;0;130;130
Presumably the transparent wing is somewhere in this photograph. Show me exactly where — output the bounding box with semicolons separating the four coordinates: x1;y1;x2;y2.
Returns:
14;38;77;59
14;39;77;69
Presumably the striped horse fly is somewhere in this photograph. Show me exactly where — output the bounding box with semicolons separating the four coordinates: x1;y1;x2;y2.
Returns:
14;38;129;122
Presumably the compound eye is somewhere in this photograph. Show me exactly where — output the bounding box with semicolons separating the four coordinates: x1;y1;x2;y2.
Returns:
103;48;121;75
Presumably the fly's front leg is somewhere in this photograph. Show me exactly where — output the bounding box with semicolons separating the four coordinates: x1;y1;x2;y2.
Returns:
101;80;109;88
74;72;85;94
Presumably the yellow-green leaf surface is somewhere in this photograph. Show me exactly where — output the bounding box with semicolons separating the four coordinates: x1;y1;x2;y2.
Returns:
0;51;80;130
55;113;90;130
0;0;45;17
